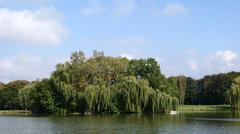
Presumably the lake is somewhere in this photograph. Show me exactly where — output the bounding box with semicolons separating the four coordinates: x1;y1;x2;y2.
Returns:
1;112;240;134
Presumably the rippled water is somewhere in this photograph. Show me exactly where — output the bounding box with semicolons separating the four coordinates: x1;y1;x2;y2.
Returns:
1;112;240;134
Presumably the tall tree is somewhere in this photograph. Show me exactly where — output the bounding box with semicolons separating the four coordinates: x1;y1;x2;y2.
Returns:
228;77;240;109
127;58;165;90
176;76;187;105
184;77;198;105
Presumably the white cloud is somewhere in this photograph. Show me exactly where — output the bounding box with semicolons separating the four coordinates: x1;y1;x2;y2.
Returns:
0;54;54;82
208;50;238;66
0;7;68;45
112;0;137;18
180;50;240;78
157;3;188;17
202;50;239;75
80;0;107;16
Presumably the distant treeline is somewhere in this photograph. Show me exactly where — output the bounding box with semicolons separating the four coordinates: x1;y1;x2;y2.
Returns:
0;51;240;114
183;72;240;105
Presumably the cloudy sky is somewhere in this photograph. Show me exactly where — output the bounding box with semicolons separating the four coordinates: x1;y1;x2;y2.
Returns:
0;0;240;82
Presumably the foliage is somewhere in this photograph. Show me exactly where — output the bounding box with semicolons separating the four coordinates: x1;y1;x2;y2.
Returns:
1;51;240;114
0;82;5;90
165;77;179;98
176;76;187;104
184;77;198;105
19;84;35;110
197;72;240;105
180;72;240;105
113;76;178;113
0;51;180;114
228;77;240;109
0;80;29;110
127;58;165;90
30;79;56;114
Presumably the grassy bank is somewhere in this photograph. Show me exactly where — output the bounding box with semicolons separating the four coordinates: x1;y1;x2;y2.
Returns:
0;105;232;116
0;110;31;116
179;105;231;112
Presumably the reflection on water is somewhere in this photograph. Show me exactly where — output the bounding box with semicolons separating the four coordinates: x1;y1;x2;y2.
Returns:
0;112;240;134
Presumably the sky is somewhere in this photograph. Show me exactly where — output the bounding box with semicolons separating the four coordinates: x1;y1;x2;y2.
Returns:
0;0;240;82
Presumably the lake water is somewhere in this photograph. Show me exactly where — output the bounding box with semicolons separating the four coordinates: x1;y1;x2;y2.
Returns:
1;112;240;134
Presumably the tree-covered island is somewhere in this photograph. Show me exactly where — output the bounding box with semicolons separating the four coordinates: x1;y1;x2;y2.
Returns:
0;50;240;115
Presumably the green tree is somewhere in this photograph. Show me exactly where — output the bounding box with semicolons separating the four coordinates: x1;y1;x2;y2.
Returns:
165;77;179;98
127;58;165;90
0;51;181;114
228;77;240;109
30;79;56;114
19;83;35;110
0;80;29;110
198;73;234;104
0;82;5;90
176;76;187;104
184;77;198;105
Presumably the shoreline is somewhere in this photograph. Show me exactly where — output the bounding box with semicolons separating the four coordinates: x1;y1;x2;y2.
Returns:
0;105;234;116
0;110;31;116
179;105;232;112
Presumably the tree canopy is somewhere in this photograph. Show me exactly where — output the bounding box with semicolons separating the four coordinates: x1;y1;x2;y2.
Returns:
0;51;239;114
0;51;179;114
228;77;240;109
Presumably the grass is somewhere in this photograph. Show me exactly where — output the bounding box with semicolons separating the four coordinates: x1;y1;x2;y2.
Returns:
179;105;231;112
0;105;233;115
0;110;31;115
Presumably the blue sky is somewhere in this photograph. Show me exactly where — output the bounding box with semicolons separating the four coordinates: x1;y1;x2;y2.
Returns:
0;0;240;82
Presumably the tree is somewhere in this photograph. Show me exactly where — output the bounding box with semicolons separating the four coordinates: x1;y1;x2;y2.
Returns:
127;58;165;90
93;50;104;58
228;77;240;109
165;77;179;98
70;51;86;65
30;79;56;114
0;80;29;110
184;77;198;105
113;76;178;113
176;76;187;105
0;82;5;90
0;51;180;114
19;84;35;110
197;73;234;104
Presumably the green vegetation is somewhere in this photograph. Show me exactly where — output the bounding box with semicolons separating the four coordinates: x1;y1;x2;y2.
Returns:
0;110;31;115
0;51;179;115
228;77;240;109
175;72;240;106
1;51;240;115
179;105;231;112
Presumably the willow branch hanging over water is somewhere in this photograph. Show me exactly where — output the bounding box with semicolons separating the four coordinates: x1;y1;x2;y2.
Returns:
3;51;180;114
228;77;240;109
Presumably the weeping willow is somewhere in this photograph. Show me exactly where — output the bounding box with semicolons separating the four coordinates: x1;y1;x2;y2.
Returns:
110;76;179;113
51;63;79;112
114;76;143;112
147;90;179;113
19;84;35;110
84;84;112;113
228;77;240;109
51;67;179;114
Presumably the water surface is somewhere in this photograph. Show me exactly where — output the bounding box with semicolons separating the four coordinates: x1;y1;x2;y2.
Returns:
1;112;240;134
